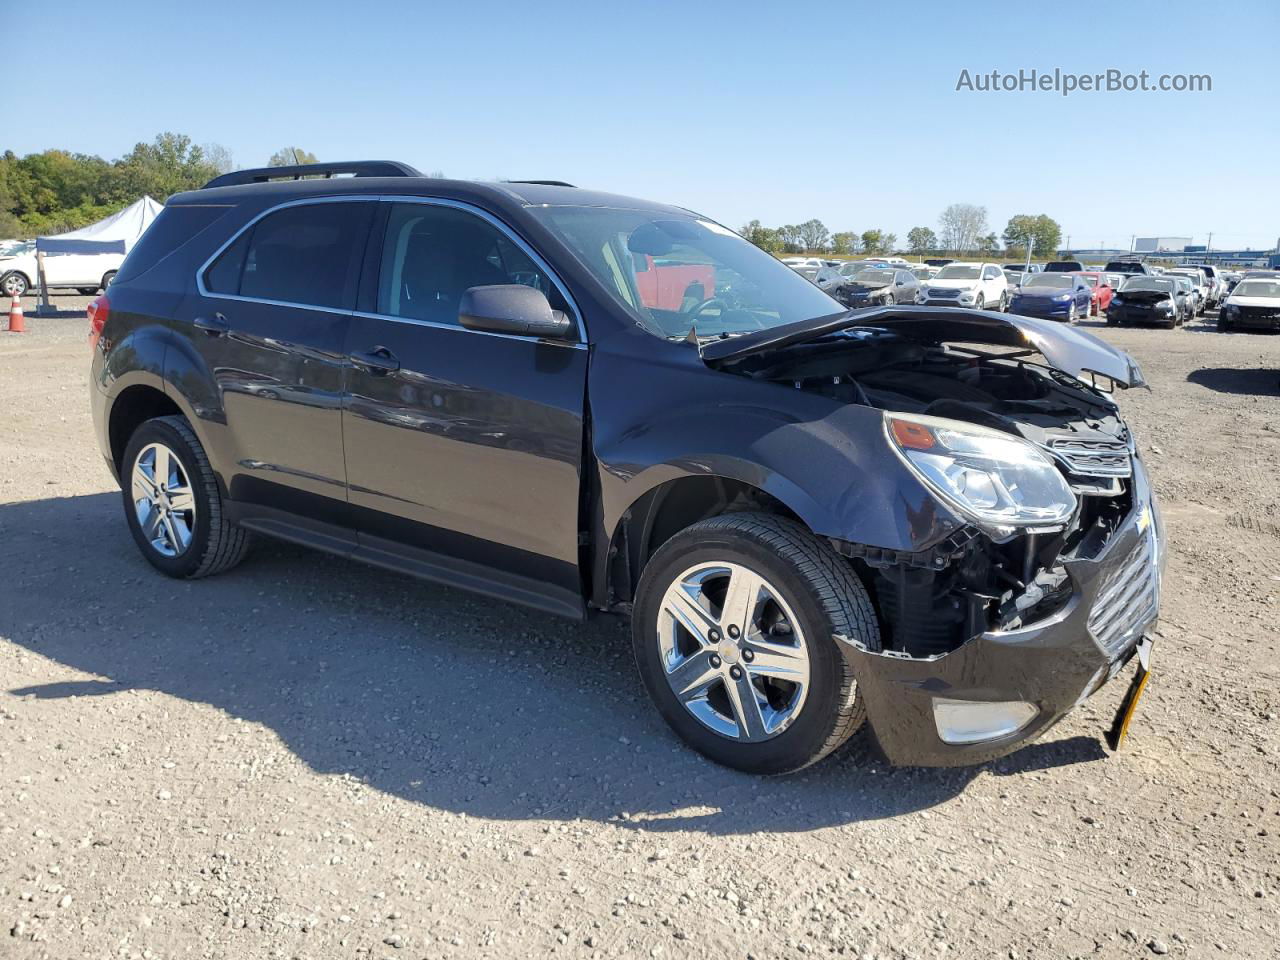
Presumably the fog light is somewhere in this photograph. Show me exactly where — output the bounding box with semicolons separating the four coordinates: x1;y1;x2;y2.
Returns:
932;698;1039;744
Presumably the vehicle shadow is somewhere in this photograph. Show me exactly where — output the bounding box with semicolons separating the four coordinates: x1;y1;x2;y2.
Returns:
1187;367;1280;395
0;493;1108;836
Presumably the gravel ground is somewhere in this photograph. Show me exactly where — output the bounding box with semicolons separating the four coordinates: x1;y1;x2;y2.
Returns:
1;294;1278;960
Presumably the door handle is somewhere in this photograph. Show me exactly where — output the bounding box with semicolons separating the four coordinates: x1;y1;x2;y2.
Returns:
194;313;230;336
350;346;400;374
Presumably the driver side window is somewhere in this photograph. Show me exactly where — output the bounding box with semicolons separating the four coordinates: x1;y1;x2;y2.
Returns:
377;203;566;326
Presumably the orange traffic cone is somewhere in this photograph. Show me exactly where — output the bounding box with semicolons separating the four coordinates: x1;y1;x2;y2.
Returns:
7;292;24;333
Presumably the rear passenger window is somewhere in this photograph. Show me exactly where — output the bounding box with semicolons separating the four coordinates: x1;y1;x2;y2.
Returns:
204;202;369;310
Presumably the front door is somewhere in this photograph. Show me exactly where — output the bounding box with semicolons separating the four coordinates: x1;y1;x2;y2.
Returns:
342;200;589;617
185;199;374;527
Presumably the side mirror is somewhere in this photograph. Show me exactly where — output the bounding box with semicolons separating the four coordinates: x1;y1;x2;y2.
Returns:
459;285;574;339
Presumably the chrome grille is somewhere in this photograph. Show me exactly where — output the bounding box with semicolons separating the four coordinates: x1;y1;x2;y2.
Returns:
1087;529;1158;659
1047;437;1133;478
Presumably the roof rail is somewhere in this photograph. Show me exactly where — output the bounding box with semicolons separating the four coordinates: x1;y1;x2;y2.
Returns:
506;179;576;187
203;160;423;189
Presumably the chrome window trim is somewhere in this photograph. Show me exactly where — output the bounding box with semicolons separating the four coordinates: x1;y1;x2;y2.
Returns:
350;309;587;350
194;193;586;343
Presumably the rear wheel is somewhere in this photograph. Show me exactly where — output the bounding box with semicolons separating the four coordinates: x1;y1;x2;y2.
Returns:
121;415;251;579
632;512;880;775
77;287;99;296
1;272;28;297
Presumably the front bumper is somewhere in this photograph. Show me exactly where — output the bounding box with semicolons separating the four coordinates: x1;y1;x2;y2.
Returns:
1108;306;1175;326
838;459;1164;767
1010;299;1072;318
1226;308;1280;330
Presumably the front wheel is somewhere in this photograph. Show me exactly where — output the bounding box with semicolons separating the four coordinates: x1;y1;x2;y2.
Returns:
1066;302;1078;324
975;294;985;311
121;416;251;579
632;513;881;775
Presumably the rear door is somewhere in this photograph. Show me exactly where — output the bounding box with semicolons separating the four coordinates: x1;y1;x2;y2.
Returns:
342;199;589;617
187;198;374;528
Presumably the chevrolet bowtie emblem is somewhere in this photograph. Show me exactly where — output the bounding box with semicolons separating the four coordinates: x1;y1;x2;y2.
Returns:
1137;504;1152;533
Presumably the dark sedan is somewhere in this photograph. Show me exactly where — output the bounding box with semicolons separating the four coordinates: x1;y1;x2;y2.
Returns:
836;268;920;308
1107;277;1184;328
1008;273;1093;322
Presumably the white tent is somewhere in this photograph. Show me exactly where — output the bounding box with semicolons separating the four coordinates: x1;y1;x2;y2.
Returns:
36;196;164;255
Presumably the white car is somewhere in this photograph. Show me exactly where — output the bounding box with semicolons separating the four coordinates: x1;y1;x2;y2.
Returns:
781;256;826;279
917;261;1010;311
1218;276;1280;332
0;243;123;297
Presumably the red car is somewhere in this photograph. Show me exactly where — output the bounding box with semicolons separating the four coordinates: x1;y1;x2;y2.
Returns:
1073;271;1114;315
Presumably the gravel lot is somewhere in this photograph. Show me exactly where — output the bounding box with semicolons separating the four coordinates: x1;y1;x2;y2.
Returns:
1;294;1277;960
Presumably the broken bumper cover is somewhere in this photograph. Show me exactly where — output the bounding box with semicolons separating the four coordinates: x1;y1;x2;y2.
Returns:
838;458;1165;767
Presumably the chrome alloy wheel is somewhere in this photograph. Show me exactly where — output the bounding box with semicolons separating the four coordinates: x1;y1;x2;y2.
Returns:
131;442;196;557
656;561;810;742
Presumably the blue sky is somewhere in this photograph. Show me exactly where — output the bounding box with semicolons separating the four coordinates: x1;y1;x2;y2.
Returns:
12;0;1279;250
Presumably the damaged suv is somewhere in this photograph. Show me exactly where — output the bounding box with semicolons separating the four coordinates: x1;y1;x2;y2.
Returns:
90;162;1163;774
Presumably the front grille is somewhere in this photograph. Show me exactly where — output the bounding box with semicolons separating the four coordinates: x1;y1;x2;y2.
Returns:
1087;528;1158;659
1047;437;1133;478
1239;306;1280;323
928;289;959;299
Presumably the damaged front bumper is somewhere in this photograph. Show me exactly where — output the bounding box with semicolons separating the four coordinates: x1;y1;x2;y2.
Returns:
837;459;1165;767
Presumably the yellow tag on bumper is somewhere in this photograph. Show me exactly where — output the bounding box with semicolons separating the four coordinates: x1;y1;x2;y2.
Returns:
1106;636;1153;751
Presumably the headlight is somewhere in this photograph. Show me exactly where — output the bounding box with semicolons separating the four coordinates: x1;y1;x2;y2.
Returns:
885;413;1077;537
1054;293;1072;301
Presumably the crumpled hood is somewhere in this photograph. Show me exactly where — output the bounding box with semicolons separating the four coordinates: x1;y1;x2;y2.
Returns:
700;305;1146;389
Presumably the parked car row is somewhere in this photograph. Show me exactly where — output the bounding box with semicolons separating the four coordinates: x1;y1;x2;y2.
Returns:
780;249;1276;334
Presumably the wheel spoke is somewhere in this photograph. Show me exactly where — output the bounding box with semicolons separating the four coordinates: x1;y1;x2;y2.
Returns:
666;649;718;701
719;565;764;636
746;639;809;685
167;485;195;514
662;585;719;643
159;511;182;553
153;445;173;489
132;471;157;503
724;671;768;741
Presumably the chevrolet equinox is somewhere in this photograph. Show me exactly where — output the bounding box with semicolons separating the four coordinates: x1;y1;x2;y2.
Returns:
89;161;1164;774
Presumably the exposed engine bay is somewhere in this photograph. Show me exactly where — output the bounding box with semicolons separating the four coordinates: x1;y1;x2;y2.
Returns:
719;325;1139;659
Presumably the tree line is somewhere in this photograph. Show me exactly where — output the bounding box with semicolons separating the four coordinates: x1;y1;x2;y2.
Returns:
0;135;329;239
741;204;1063;259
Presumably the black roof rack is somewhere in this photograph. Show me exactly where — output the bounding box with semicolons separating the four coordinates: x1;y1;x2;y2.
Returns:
203;160;423;190
506;179;576;187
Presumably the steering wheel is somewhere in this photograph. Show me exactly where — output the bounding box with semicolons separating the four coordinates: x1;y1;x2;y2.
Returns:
685;296;767;331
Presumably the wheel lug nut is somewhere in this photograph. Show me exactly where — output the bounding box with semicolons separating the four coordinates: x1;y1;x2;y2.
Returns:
727;625;740;639
729;666;743;680
708;628;720;643
709;655;721;668
742;649;754;662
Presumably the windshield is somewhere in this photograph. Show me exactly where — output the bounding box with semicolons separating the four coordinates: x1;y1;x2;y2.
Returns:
0;241;32;257
934;265;981;280
528;206;842;339
852;269;894;285
1078;275;1098;287
1026;274;1071;289
1234;280;1280;298
1122;278;1174;293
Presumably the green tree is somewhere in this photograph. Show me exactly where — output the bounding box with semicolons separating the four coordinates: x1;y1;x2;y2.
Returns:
861;229;884;254
882;232;898;253
1002;214;1061;259
740;219;783;253
831;231;859;255
907;226;937;254
977;232;999;255
797;219;830;253
268;147;318;167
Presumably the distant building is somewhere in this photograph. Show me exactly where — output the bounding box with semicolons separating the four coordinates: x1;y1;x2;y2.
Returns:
1134;237;1193;253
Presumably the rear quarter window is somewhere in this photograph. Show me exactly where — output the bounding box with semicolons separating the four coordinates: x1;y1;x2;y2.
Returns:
114;204;234;284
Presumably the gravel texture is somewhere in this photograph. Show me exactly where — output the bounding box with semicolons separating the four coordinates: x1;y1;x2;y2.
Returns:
1;294;1278;959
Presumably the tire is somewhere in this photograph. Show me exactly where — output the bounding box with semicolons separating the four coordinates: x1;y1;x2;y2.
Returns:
1066;302;1077;324
884;294;895;306
998;291;1009;312
120;415;251;579
77;287;99;296
631;512;881;775
1;272;28;297
1217;314;1231;332
975;294;985;311
102;271;117;289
